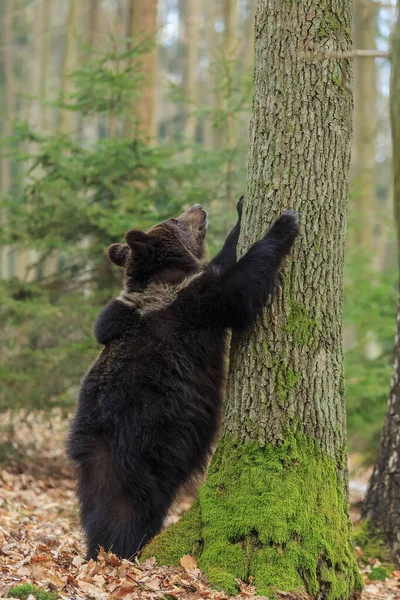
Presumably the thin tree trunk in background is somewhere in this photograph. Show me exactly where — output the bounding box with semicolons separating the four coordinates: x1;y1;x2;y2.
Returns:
126;0;158;140
82;0;101;145
212;0;225;151
1;0;14;196
223;0;238;230
240;0;256;152
16;0;47;280
87;0;99;46
26;0;46;130
143;0;361;596
243;0;255;73
40;0;53;133
0;0;15;279
58;0;78;134
203;0;218;150
180;0;200;143
352;0;377;249
363;2;400;566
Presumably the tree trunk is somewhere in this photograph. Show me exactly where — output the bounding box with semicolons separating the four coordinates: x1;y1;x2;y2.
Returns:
362;2;400;566
81;0;101;145
243;0;255;74
0;0;15;279
351;0;377;249
0;0;14;196
179;0;200;143
143;0;362;597
126;0;158;140
223;0;238;231
58;0;78;134
40;0;53;133
202;0;217;150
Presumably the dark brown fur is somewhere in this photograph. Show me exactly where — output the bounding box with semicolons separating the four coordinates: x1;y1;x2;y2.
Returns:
67;199;299;559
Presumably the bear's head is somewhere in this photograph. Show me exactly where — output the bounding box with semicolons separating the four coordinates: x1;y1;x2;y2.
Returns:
107;204;208;289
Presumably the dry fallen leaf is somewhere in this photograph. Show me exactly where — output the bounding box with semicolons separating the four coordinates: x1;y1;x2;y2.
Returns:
180;555;198;570
112;584;137;598
2;410;400;600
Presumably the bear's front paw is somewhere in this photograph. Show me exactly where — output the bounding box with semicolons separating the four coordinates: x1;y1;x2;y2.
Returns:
265;210;300;250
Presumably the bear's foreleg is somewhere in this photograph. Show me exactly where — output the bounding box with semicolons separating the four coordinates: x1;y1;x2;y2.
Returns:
204;210;300;330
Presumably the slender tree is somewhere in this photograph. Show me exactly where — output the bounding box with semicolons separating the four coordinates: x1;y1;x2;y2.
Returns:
352;0;378;249
180;0;200;142
143;0;362;597
87;0;99;46
58;0;78;134
0;0;14;197
223;0;238;229
126;0;158;140
362;2;400;566
243;0;255;74
202;0;217;150
0;0;15;279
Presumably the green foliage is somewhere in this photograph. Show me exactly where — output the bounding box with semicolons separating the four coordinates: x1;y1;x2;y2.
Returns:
143;433;363;598
7;584;58;600
343;231;397;458
65;37;154;119
369;566;392;581
0;280;99;409
0;38;250;410
353;520;391;563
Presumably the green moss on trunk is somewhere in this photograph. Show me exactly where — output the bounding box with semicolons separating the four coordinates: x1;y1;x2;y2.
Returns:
142;433;363;598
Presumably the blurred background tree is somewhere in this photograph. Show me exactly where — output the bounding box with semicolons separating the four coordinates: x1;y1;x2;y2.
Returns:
0;0;397;467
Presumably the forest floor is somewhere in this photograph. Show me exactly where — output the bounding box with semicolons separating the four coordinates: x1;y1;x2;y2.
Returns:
0;410;399;600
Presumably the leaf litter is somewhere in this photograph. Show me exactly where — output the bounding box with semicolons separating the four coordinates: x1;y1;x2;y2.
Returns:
0;411;399;600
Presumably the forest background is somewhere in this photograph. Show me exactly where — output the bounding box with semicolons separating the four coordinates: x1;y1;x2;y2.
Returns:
0;0;397;466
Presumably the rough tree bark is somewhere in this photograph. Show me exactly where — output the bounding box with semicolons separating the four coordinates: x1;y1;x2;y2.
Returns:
362;2;400;566
143;0;362;597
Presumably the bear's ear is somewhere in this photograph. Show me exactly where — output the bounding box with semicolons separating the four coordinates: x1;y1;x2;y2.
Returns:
125;229;150;248
107;243;130;267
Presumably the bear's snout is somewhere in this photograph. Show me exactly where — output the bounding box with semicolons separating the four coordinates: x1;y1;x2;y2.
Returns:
178;204;208;229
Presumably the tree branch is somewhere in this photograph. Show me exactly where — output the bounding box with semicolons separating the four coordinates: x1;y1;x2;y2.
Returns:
301;49;390;61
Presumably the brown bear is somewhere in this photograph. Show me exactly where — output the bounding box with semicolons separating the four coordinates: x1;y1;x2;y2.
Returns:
67;198;299;560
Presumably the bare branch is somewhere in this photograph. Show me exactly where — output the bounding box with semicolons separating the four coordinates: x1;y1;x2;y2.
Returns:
301;49;390;61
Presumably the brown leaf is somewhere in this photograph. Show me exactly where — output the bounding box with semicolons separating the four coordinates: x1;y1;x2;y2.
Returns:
393;570;400;579
180;555;198;570
72;555;85;567
78;580;107;598
66;573;78;586
112;585;137;598
141;556;157;569
145;576;161;589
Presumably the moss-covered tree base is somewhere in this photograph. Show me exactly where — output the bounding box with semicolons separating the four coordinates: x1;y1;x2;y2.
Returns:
142;434;363;599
